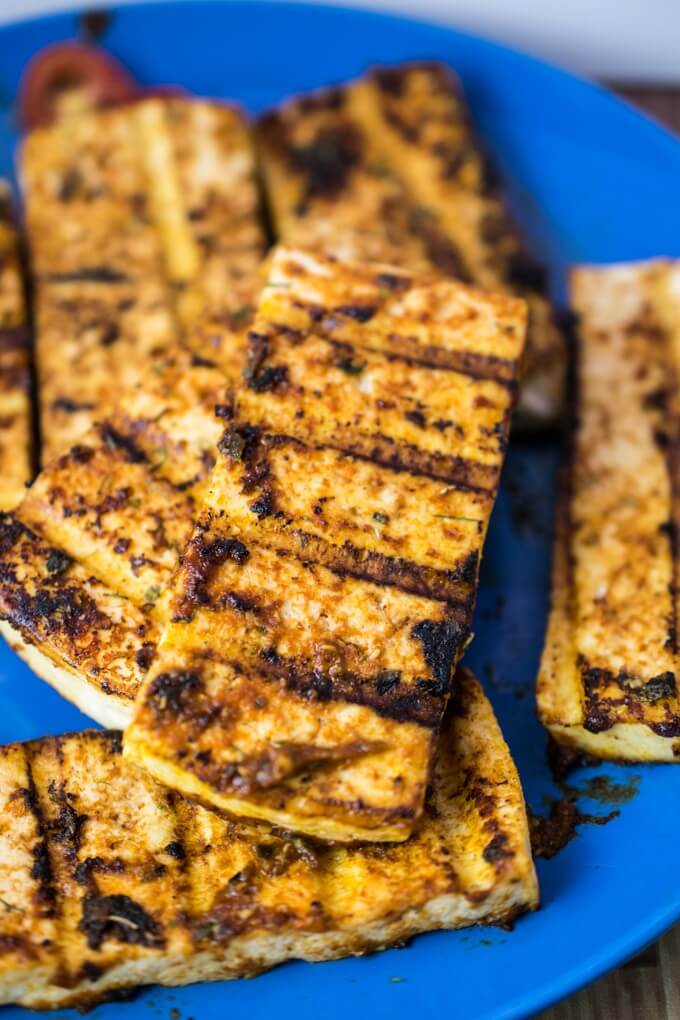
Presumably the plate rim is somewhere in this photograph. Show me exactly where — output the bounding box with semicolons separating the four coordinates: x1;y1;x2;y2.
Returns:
1;3;680;1017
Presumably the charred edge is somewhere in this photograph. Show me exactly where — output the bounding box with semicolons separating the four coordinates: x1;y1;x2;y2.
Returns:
582;664;680;735
267;92;350;147
0;325;31;354
410;618;465;695
173;533;250;622
79;894;165;951
99;423;148;464
3;578;112;645
369;61;458;97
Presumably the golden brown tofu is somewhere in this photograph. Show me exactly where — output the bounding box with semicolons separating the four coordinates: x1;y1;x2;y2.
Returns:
22;98;264;461
0;185;32;511
0;671;538;1010
0;350;231;725
537;259;680;760
257;84;432;271
257;62;563;426
0;513;156;728
125;246;526;841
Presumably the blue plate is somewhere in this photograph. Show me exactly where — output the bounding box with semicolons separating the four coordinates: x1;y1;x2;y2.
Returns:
1;4;680;1019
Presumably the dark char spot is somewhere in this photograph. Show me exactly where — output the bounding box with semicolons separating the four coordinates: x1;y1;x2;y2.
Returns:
79;894;164;950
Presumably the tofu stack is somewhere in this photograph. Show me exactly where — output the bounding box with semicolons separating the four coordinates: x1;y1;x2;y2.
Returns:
23;97;265;461
0;185;32;510
0;245;526;842
0;66;542;1006
124;246;527;842
258;62;564;425
538;259;680;760
0;671;537;1011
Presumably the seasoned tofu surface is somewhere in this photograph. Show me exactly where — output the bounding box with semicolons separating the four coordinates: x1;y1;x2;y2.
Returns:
0;349;231;727
0;185;32;511
125;246;526;841
0;221;524;838
538;259;680;760
257;61;563;426
22;97;265;460
0;671;538;1011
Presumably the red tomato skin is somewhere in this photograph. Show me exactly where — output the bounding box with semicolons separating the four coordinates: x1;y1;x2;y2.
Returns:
19;41;140;130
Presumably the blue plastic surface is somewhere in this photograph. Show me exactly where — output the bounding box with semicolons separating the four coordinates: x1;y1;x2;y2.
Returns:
1;4;680;1019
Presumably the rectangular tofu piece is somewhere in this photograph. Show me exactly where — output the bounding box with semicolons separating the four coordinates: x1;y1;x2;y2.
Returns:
125;246;527;841
348;63;564;425
0;185;32;511
0;351;231;726
0;670;538;1010
537;259;680;760
257;62;563;426
257;85;433;270
22;98;264;461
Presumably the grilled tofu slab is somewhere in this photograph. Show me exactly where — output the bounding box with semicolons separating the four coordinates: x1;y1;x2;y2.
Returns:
0;185;32;511
0;670;538;1011
125;246;526;841
538;259;680;760
257;61;563;426
0;349;231;726
22;97;264;461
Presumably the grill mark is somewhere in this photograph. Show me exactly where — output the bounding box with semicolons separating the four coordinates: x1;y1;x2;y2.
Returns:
45;267;131;284
316;430;496;491
247;638;464;727
411;215;473;283
285;122;363;211
23;754;57;913
0;325;31;353
278;309;517;383
98;424;148;465
226;433;481;602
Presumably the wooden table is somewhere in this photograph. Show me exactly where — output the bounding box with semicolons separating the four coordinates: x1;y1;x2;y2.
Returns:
540;85;679;1020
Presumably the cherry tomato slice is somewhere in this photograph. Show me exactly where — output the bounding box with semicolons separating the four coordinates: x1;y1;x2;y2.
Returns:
137;85;189;100
19;42;139;131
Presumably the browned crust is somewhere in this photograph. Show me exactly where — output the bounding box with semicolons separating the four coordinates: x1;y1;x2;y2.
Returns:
0;671;537;1010
538;260;680;757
